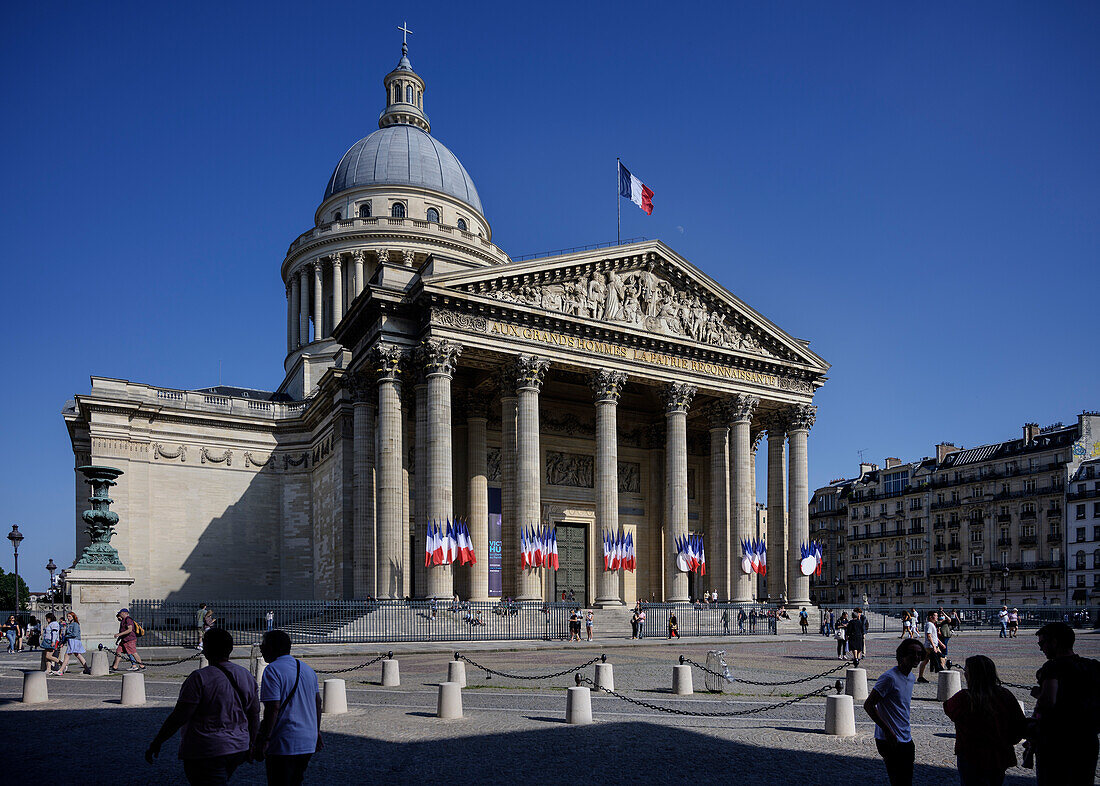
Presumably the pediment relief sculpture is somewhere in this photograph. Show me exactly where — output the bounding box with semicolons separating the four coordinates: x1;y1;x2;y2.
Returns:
476;266;785;359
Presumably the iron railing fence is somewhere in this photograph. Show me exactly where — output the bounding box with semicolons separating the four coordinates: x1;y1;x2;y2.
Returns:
637;603;778;638
129;599;582;646
816;604;1096;634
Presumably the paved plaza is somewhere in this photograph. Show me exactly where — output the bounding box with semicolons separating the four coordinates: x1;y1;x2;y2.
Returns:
2;630;1097;785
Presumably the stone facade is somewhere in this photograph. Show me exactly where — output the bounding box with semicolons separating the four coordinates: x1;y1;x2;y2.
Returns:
63;45;830;603
811;412;1100;609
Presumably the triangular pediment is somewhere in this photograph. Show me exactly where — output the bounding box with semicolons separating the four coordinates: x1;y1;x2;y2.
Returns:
421;240;829;373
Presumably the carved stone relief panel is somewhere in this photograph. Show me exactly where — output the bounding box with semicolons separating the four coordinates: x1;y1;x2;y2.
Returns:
487;448;501;482
545;451;594;488
617;462;641;494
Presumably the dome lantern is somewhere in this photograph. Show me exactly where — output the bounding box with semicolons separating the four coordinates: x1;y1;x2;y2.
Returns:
379;27;429;133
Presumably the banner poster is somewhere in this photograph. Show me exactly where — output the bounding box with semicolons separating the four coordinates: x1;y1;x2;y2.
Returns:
488;487;502;597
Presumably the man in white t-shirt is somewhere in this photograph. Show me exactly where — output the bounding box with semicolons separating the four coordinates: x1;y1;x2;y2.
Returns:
254;630;322;786
917;612;945;682
998;605;1009;638
864;638;924;786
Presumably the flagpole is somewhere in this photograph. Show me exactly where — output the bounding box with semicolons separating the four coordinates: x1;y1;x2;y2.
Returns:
616;157;621;245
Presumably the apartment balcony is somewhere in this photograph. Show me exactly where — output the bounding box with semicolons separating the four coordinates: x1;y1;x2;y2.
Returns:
907;569;925;578
933;543;947;552
1020;510;1038;520
996;514;1012;523
929;566;963;576
1047;509;1062;519
997;537;1013;548
933;521;946;531
1019;535;1038;546
907;526;926;535
1046;533;1062;544
1067;487;1100;501
989;560;1062;571
948;520;961;529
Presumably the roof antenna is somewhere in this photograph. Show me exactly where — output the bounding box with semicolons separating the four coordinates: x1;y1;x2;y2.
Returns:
857;449;867;463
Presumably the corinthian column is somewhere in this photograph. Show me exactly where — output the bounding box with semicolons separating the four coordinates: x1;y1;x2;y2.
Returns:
312;261;324;340
289;275;301;351
786;404;816;606
331;254;344;328
298;267;310;345
499;369;518;599
514;354;550;601
664;382;696;602
374;345;407;598
352;249;366;300
592;370;627;607
467;398;489;601
344;371;376;597
765;412;788;602
412;372;428;597
730;395;759;603
707;406;730;602
422;340;462;600
285;284;293;353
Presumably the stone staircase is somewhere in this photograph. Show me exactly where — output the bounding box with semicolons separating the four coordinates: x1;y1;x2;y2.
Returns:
591;606;636;639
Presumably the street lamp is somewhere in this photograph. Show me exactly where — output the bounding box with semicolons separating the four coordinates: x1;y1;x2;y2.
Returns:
1001;566;1009;606
1039;572;1048;605
46;558;57;600
7;525;24;612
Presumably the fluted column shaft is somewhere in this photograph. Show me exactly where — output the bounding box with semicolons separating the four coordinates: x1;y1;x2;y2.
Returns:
467;411;489;601
286;285;293;352
730;395;759;603
593;371;626;607
312;262;324;341
298;267;310;345
375;347;406;598
766;421;788;602
664;383;696;602
332;255;344;328
514;355;550;601
412;380;428;597
500;387;518;599
350;378;376;597
353;250;366;300
786;405;816;606
289;276;301;351
708;417;730;601
424;341;461;599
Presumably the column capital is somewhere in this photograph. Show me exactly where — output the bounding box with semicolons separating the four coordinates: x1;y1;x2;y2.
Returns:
419;339;462;379
372;344;408;382
331;252;343;266
705;401;731;430
351;248;366;264
402;249;415;267
312;258;325;273
728;394;759;424
340;370;376;403
760;409;788;437
376;248;390;265
663;382;696;414
462;390;490;420
785;404;817;433
513;354;550;392
590;370;627;403
495;365;517;399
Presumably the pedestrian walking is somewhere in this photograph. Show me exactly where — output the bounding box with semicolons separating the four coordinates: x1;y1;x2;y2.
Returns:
630;607;640;639
864;639;924;786
1007;608;1019;638
195;603;207;649
145;627;259;785
254;630;322;786
937;613;954;668
916;611;946;683
1027;622;1100;785
799;607;809;634
584;610;594;641
667;612;679;639
749;607;758;633
847;608;866;665
997;606;1009;638
835;612;849;659
736;608;745;634
266;610;275;632
3;614;19;653
110;608;145;671
54;612;88;675
42;613;62;673
943;655;1026;786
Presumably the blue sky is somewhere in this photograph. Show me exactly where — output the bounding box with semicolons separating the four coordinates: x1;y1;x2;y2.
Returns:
2;2;1097;589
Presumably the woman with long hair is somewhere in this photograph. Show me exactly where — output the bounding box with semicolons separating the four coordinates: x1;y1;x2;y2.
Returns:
55;612;88;675
835;612;849;659
943;655;1027;785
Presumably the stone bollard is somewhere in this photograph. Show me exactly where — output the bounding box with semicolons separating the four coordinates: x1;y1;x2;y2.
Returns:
845;668;869;701
566;686;593;725
89;650;109;676
22;671;48;704
197;655;208;669
381;658;400;687
323;679;348;715
825;693;856;736
673;664;693;695
121;672;146;706
447;660;467;688
437;681;463;719
937;670;962;701
255;658;266;689
594;662;615;692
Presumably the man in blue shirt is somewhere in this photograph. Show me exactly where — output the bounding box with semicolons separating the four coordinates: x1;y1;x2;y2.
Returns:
864;638;924;786
253;630;322;786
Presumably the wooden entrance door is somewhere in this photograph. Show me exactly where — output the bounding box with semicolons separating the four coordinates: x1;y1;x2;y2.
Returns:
555;524;587;602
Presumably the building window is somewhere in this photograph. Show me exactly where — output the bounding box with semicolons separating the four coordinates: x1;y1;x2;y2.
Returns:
1094;526;1100;541
884;470;909;495
880;504;887;515
1076;552;1087;569
456;218;468;231
393;84;401;104
1094;549;1100;569
333;211;342;221
1079;527;1087;542
426;207;440;223
358;203;371;218
391;203;406;218
1094;502;1100;518
971;553;984;567
406;85;414;104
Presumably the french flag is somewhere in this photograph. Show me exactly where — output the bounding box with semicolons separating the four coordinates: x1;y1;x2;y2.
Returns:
619;161;654;215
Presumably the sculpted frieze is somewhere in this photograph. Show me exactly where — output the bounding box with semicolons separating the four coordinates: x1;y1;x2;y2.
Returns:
546;451;594;488
479;266;781;358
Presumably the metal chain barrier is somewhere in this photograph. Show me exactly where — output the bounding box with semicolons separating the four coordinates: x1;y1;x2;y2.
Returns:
576;673;833;717
678;654;848;686
312;652;393;675
455;651;605;681
1001;680;1034;691
96;643;202;667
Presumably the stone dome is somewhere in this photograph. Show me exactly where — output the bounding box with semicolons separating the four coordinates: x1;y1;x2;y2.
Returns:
323;125;484;217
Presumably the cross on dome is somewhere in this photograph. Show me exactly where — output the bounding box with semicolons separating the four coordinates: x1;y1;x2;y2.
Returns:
398;21;412;45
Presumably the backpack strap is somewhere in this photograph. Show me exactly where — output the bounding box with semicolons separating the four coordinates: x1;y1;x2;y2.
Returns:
213;662;250;717
270;659;302;734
